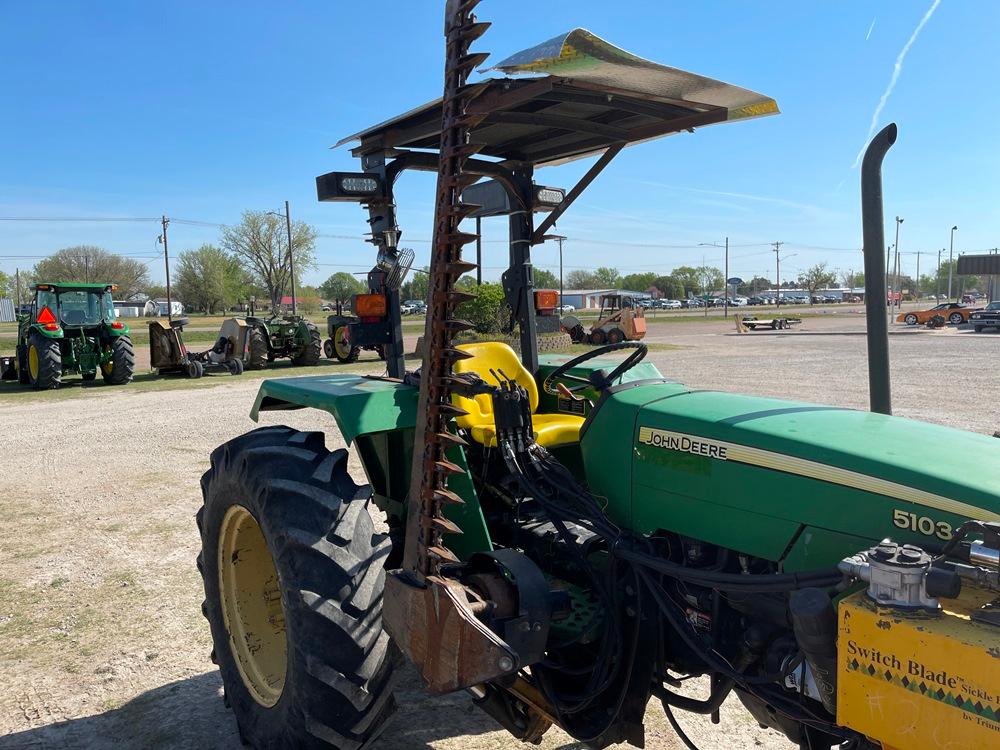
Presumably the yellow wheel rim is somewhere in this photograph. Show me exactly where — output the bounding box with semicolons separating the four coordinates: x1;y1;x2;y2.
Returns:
101;345;113;375
218;505;287;707
28;345;39;380
334;325;352;359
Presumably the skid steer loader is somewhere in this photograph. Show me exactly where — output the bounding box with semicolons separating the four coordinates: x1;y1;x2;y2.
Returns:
197;6;1000;750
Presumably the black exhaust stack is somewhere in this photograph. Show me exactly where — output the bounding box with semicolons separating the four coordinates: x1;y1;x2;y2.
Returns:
860;123;897;415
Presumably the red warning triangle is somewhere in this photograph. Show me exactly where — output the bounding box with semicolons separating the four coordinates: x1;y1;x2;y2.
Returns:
37;306;56;324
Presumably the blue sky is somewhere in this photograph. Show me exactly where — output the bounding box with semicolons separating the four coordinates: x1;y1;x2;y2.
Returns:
2;1;998;288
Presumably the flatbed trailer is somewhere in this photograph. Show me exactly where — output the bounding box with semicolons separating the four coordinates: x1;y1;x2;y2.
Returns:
740;315;802;330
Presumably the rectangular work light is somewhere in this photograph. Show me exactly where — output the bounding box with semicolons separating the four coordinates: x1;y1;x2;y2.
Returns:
316;171;385;202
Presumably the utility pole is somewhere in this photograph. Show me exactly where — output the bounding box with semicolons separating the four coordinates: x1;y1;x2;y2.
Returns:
724;236;729;317
475;216;482;286
284;201;297;316
948;225;958;300
773;241;784;306
893;216;903;314
542;234;567;306
161;215;172;322
15;268;20;308
84;252;90;283
936;249;943;299
915;251;920;301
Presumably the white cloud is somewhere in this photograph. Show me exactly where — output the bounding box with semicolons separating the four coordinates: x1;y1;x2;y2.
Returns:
852;0;942;168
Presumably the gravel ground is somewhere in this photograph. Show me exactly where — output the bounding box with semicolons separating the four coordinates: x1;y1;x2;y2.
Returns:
1;317;997;750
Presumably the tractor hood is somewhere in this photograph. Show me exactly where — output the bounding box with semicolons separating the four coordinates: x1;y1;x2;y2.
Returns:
582;384;1000;568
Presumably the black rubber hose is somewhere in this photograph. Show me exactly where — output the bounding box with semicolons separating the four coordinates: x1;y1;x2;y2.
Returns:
653;678;735;715
662;702;702;750
618;548;842;593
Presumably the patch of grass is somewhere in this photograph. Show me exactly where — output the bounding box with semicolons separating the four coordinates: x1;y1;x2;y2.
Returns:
109;570;140;589
50;576;69;588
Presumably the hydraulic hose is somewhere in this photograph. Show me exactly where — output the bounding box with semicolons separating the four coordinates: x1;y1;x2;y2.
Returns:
616;548;843;593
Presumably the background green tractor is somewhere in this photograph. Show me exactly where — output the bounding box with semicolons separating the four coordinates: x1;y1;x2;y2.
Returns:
15;282;134;389
240;314;321;370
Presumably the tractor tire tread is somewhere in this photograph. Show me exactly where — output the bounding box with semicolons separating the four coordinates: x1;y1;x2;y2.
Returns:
247;328;269;370
103;335;135;385
198;426;398;750
29;332;62;390
293;325;323;367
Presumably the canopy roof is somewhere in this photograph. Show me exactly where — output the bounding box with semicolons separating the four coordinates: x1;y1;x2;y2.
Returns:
336;29;778;167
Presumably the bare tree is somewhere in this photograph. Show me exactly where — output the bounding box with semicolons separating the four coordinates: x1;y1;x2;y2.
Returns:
33;246;150;298
799;262;838;298
220;210;317;310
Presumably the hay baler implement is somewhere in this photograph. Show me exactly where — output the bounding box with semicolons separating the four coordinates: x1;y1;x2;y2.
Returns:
197;7;1000;750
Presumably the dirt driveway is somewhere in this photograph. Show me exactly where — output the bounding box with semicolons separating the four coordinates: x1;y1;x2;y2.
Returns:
1;320;997;749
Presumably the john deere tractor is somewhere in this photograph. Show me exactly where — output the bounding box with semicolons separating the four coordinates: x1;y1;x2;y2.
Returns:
197;8;1000;750
240;314;322;370
15;282;134;389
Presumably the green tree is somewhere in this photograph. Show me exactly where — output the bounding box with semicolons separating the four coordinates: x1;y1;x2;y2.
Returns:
144;284;168;301
697;266;725;295
533;268;559;289
220;210;317;309
669;266;704;296
296;284;323;314
318;272;365;303
652;275;684;299
798;262;838;298
737;276;772;296
841;270;864;289
620;272;657;293
33;246;150;298
592;266;621;288
174;244;239;314
400;267;431;301
0;271;14;299
565;269;597;289
456;282;507;334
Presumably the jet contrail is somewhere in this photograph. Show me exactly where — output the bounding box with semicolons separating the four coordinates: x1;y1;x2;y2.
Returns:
865;17;877;41
853;0;941;168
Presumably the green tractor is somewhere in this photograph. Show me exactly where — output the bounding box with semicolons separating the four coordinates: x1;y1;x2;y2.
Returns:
14;282;134;389
240;314;322;370
196;10;1000;750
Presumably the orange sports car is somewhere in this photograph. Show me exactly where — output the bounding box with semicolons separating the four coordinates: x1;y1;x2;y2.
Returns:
897;302;978;326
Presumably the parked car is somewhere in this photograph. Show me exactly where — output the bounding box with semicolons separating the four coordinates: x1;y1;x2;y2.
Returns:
970;301;1000;332
660;299;682;309
682;298;704;308
557;304;575;313
897;302;978;326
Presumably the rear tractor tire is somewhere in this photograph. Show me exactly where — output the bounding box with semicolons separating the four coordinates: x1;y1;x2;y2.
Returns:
291;325;322;367
333;325;360;364
247;328;269;370
197;426;400;750
102;335;135;385
27;332;61;390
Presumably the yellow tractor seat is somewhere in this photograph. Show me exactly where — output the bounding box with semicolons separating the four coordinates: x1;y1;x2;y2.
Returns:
451;341;584;448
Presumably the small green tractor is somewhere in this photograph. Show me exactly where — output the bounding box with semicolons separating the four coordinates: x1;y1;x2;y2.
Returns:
196;7;1000;750
240;314;322;370
13;282;134;389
